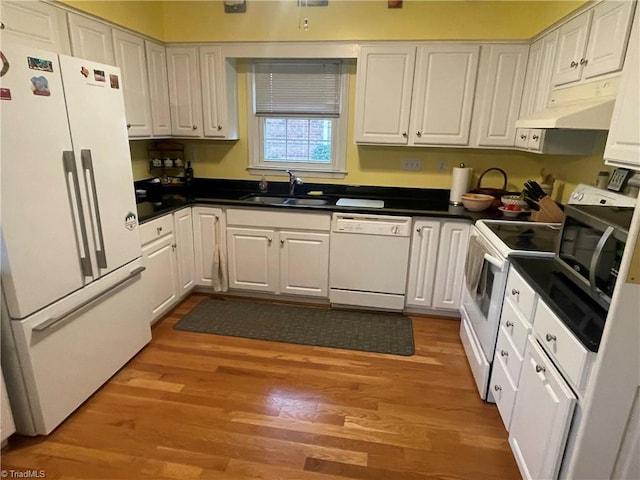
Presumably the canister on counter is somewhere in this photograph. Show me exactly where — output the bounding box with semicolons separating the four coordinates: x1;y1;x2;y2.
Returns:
596;171;610;189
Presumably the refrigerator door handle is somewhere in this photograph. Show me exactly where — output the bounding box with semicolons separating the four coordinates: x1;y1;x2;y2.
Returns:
63;151;93;277
81;149;107;269
33;266;146;332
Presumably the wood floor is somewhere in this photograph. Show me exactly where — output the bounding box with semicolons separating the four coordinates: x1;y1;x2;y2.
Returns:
1;294;520;479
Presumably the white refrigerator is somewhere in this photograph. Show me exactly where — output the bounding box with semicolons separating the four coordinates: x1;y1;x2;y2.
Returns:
0;44;151;435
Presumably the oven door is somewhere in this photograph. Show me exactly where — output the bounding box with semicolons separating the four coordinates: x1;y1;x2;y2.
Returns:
460;227;509;399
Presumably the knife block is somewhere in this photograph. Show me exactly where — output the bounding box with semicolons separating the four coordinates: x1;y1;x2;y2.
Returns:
530;197;565;223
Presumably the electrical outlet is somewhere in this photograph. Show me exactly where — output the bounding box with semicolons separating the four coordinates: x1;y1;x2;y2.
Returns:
402;158;422;171
437;160;447;172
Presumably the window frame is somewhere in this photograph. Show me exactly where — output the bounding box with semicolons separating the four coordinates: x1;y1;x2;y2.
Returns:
246;60;349;179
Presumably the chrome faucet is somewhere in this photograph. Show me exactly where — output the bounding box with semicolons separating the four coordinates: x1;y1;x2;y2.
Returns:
286;170;303;196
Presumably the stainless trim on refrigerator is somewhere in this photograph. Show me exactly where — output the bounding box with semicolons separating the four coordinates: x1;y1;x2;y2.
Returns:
62;151;93;277
33;266;146;332
81;149;107;269
590;226;614;299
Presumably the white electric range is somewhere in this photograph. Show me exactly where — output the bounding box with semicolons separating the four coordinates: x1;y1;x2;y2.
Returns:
459;184;636;401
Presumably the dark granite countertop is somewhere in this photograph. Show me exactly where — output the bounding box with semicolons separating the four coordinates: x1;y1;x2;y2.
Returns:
134;177;525;224
510;257;607;352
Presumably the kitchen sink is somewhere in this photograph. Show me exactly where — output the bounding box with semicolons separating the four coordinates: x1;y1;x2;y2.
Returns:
240;194;330;206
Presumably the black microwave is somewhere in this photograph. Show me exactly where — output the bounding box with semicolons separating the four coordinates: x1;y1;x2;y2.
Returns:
556;204;634;309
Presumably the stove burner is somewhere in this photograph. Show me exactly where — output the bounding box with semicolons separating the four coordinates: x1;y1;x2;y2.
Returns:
486;222;560;253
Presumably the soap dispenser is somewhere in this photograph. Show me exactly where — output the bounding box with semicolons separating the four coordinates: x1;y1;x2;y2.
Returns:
259;175;268;193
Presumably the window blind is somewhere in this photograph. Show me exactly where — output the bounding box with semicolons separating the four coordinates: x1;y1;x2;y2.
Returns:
254;61;341;116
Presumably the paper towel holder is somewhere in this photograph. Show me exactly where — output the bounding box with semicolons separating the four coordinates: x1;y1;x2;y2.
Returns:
449;162;472;206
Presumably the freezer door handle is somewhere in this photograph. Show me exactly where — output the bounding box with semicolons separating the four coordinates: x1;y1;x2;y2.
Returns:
63;151;93;277
33;266;146;333
81;149;107;269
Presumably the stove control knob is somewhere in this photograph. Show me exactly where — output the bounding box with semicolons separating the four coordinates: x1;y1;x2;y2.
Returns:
391;225;400;235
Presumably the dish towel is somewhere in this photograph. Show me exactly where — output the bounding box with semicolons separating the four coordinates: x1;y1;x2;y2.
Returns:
211;217;228;292
464;235;485;296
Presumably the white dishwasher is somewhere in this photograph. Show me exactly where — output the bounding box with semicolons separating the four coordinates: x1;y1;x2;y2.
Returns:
329;213;412;311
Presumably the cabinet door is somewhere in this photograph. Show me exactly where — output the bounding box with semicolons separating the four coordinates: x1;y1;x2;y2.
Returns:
532;30;559;113
166;47;203;137
509;338;577;480
519;38;544;120
1;370;16;443
605;7;640;168
432;221;470;310
583;0;635;80
192;207;224;288
68;13;115;65
200;46;227;138
410;44;479;145
515;128;530;149
145;41;172;136
226;227;278;293
552;10;591;86
142;234;179;323
354;45;416;144
173;208;195;296
474;44;529;147
405;219;441;307
0;0;71;54
112;29;152;137
279;231;329;297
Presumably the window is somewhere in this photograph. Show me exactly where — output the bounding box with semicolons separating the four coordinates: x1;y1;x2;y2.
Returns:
247;60;349;178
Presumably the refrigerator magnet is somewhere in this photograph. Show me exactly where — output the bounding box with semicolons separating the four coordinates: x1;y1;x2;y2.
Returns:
94;70;106;82
81;66;89;78
30;76;50;96
0;87;11;100
125;212;137;231
27;57;53;72
109;74;119;89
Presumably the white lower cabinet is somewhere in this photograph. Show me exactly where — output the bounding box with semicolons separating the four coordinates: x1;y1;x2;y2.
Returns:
174;208;196;296
406;219;469;311
192;207;225;288
509;337;577;480
225;209;330;298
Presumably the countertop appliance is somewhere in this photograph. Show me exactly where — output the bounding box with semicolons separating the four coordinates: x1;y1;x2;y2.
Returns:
329;213;412;311
0;44;151;435
557;204;634;309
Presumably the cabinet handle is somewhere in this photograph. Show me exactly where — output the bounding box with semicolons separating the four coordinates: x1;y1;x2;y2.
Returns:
535;365;546;374
520;134;527;140
217;125;222;131
505;321;514;328
545;333;557;342
531;134;539;140
511;289;519;296
192;125;198;130
494;385;502;392
570;60;578;68
402;131;407;138
280;239;284;247
268;238;272;245
500;350;508;357
580;58;588;66
171;243;176;251
127;123;132;129
416;131;422;137
0;22;5;30
416;228;421;233
157;226;163;234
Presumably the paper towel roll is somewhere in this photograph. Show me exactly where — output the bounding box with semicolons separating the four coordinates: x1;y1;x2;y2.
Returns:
449;166;472;205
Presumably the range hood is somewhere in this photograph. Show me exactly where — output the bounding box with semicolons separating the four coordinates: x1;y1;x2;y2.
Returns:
516;78;619;130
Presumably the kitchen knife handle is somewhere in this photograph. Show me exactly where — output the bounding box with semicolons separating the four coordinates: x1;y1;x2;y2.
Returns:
63;151;93;277
81;149;107;269
33;267;145;332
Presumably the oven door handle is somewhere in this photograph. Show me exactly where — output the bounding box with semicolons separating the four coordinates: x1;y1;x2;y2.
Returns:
589;226;614;297
483;253;504;269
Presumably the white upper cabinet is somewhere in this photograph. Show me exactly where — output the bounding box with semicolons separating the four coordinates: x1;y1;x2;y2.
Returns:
112;29;152;137
605;6;640;169
199;46;239;139
166;47;203;137
0;0;70;54
410;44;480;145
473;44;529;147
552;1;636;87
145;40;172;137
68;13;115;65
354;44;480;146
354;45;416;145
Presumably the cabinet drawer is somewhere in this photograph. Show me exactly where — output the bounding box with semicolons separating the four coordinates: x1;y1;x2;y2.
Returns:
499;297;532;356
495;328;525;386
490;355;518;431
505;267;536;319
140;215;174;245
533;298;590;389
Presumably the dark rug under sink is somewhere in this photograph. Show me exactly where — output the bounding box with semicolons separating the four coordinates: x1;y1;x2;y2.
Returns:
174;297;415;356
